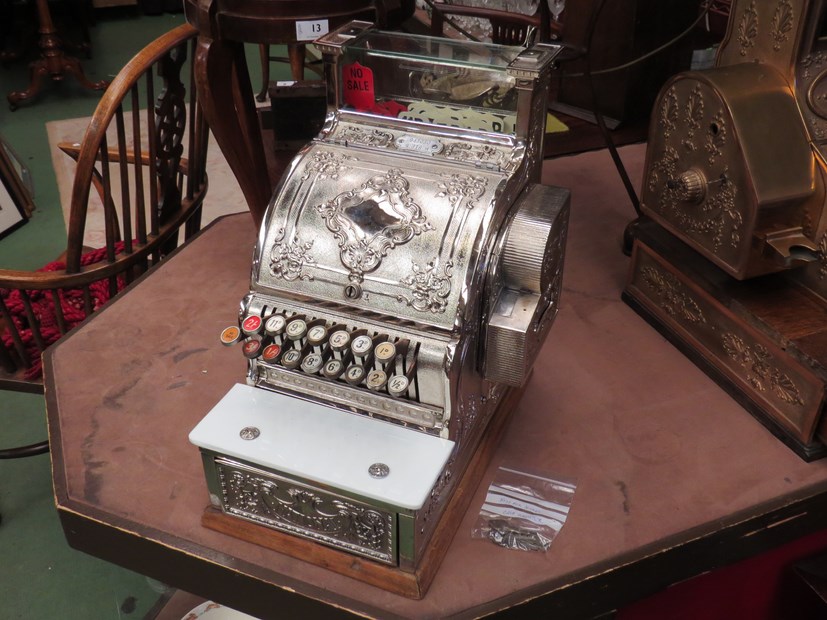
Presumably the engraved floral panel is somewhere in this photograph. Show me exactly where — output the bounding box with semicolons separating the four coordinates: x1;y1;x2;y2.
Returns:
817;232;827;279
218;461;395;563
443;143;505;168
721;334;804;406
659;87;679;139
704;111;727;165
301;150;355;181
269;228;316;282
640;266;706;324
738;1;759;57
770;0;794;52
397;259;453;313
436;173;487;209
683;85;705;149
316;168;432;284
339;126;393;148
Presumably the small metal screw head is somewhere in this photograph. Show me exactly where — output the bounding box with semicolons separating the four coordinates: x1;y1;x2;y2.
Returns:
239;426;260;440
368;463;390;478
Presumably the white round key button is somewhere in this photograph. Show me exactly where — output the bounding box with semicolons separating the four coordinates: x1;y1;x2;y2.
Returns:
351;335;373;357
285;318;308;340
387;375;410;397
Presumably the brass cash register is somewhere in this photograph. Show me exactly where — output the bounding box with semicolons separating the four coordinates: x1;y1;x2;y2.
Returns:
624;0;827;460
189;22;568;596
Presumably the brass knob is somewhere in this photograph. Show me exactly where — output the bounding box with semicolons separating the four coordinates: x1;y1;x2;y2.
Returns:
668;169;706;204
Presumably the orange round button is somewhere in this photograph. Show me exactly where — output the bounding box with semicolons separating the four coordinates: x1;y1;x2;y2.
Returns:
220;326;241;346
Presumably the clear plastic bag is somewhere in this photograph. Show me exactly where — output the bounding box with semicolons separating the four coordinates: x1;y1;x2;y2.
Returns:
471;466;576;552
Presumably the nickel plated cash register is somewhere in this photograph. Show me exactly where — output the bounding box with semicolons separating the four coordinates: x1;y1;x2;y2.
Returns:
624;0;827;460
189;21;568;595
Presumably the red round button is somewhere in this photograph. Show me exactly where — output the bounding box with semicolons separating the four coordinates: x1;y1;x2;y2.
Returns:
242;338;262;358
261;343;282;362
241;315;263;335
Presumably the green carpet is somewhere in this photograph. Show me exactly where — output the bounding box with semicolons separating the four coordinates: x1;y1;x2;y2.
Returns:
0;8;285;618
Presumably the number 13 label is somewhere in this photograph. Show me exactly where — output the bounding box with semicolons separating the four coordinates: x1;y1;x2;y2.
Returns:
296;19;329;41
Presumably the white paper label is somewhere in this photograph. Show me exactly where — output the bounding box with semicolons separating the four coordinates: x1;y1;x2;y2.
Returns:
296;19;329;41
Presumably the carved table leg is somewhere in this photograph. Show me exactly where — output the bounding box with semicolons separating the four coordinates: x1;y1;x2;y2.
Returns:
7;0;107;110
256;44;270;102
194;35;272;227
287;43;305;81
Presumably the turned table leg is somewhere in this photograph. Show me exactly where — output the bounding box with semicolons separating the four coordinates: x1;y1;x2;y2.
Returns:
7;0;107;110
194;35;272;227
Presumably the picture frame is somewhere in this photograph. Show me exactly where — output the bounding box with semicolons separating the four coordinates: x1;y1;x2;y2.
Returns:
0;134;34;241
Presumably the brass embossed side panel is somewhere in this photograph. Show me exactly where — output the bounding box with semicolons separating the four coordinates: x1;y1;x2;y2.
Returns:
627;243;824;443
643;78;748;274
216;458;396;564
718;0;808;73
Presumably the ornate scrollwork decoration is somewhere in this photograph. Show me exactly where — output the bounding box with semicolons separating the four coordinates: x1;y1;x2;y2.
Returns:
738;1;759;57
154;40;188;222
656;161;741;251
705;178;741;249
798;54;827;142
339;126;393;148
721;334;804;406
418;449;456;535
269;228;316;281
770;0;794;52
397;259;453;313
301;150;354;181
220;464;393;561
640;266;706;324
801;51;827;81
681;85;705;151
659;87;679;139
443;143;505;168
648;146;680;195
705;111;727;165
317;169;432;284
817;232;827;280
436;173;487;209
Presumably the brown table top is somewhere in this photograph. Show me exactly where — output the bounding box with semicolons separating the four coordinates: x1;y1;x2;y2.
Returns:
45;144;827;619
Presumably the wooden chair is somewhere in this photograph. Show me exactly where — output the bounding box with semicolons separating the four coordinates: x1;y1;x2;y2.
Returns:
0;23;209;458
428;0;560;46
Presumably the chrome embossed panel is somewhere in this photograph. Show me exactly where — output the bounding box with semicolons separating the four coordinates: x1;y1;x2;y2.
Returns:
256;142;506;330
194;24;569;576
327;119;519;172
217;458;396;564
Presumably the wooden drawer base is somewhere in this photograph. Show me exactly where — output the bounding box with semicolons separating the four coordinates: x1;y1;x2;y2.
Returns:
623;222;827;461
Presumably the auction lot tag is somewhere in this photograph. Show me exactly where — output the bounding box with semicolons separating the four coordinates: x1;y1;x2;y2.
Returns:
296;19;329;41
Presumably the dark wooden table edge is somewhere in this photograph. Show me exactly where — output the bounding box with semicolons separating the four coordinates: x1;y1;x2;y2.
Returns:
468;483;827;619
45;385;827;620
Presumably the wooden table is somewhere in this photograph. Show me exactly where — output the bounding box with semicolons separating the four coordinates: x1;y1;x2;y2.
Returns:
45;145;827;619
182;0;412;226
7;0;107;110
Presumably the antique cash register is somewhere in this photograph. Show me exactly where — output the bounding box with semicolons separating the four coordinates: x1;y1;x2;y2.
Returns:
189;22;568;595
624;0;827;459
